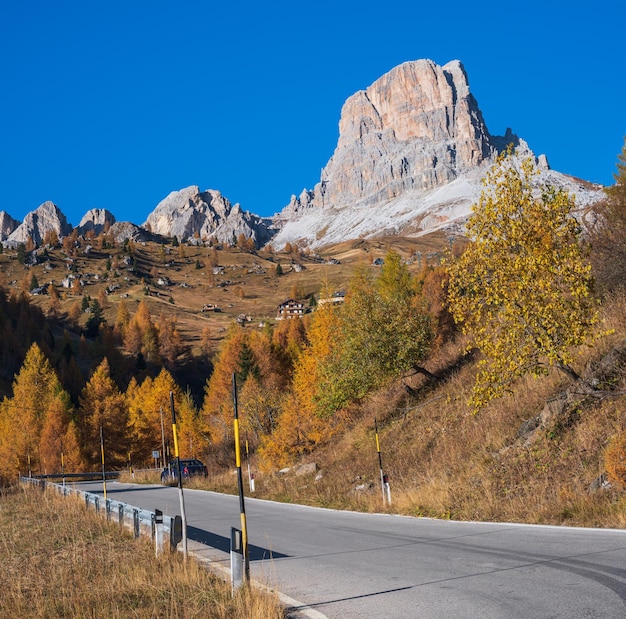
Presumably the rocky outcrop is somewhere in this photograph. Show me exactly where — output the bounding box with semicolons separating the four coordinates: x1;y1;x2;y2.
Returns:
108;221;157;244
0;211;20;241
5;201;72;247
279;60;501;217
271;59;603;249
144;186;273;246
77;208;116;236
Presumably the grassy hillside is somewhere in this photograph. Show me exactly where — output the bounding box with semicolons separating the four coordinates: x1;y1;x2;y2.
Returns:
0;484;282;618
201;291;626;527
0;232;451;354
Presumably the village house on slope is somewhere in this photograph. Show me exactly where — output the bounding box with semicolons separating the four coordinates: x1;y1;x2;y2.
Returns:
276;298;305;320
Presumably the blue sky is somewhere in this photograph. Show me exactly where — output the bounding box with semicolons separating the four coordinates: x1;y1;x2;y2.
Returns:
1;1;624;227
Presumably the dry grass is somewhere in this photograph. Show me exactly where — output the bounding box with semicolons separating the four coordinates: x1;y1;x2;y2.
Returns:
13;234;450;354
0;484;283;618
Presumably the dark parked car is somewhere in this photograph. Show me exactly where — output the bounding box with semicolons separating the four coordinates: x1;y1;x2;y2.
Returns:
170;458;208;478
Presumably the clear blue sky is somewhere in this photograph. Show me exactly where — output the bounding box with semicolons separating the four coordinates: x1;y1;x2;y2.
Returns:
1;1;624;227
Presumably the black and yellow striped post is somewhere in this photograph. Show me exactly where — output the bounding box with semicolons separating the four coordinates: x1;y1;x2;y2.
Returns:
100;426;107;500
170;391;188;559
232;373;250;582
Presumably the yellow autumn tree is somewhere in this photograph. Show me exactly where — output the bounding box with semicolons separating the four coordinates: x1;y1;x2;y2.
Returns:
259;300;341;469
176;390;208;460
78;358;129;468
0;343;74;480
124;301;160;363
115;299;130;337
447;150;600;408
201;326;286;463
157;312;184;367
39;393;85;474
201;326;247;449
127;367;182;464
237;330;287;447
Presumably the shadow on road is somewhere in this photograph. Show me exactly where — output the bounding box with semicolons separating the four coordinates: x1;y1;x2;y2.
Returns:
187;525;289;561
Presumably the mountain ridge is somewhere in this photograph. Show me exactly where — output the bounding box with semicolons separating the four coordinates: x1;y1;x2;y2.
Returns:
1;59;605;250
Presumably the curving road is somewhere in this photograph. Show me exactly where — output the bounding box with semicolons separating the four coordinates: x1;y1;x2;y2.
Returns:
73;480;626;618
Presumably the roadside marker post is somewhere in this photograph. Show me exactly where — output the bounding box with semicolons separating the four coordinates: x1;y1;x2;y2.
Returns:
232;374;250;583
170;391;188;560
100;426;107;500
230;527;244;594
375;418;392;506
245;438;255;493
154;508;164;556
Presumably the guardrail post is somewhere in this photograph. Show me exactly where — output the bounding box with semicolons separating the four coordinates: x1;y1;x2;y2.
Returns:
154;509;164;556
85;494;90;509
106;499;111;521
118;503;124;526
94;496;100;513
230;527;244;595
133;509;140;538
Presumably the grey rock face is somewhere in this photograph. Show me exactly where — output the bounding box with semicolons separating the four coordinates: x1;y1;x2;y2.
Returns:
6;201;72;247
77;208;116;236
144;186;272;246
285;60;502;215
271;59;603;249
108;221;156;244
0;211;20;241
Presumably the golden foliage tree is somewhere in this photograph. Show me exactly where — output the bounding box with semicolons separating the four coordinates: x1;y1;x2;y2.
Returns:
604;430;626;486
201;326;247;448
0;344;74;480
202;326;286;462
127;368;182;463
447;151;600;408
259;301;341;468
157;313;184;367
78;358;129;468
176;390;208;459
39;393;84;474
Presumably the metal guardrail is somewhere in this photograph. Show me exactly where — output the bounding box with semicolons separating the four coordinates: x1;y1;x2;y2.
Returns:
19;476;181;549
30;471;121;481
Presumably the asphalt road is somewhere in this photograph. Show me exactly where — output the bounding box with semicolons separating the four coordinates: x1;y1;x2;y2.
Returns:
72;480;626;618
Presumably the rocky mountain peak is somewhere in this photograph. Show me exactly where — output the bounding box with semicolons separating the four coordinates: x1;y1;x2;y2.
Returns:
6;201;72;247
144;185;272;246
270;59;602;249
0;211;20;241
77;208;116;236
302;59;501;213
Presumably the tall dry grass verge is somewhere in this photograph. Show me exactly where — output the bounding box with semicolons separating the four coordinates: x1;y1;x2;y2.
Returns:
0;485;283;618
